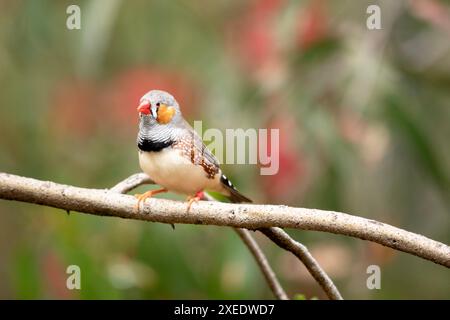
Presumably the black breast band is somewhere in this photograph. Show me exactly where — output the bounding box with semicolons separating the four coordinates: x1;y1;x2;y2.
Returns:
137;137;174;152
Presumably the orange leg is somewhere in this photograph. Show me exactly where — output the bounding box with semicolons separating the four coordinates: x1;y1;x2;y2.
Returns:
186;191;204;213
134;188;168;211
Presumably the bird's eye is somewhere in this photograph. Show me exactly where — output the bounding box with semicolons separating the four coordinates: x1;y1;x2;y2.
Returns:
156;103;160;107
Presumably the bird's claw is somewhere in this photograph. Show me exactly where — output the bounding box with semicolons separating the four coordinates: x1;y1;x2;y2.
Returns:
134;191;152;212
134;188;167;212
186;191;204;213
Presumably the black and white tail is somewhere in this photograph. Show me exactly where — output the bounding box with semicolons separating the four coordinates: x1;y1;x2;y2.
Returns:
220;174;252;203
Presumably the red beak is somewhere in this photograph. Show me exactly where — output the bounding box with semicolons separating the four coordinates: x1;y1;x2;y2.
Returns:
137;100;151;115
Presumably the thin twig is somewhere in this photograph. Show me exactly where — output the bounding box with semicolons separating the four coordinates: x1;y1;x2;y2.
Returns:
110;173;289;300
234;228;289;300
201;191;342;300
260;227;343;300
112;174;340;299
110;173;154;194
1;172;448;268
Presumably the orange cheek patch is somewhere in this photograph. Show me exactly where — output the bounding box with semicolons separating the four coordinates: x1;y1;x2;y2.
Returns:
157;105;176;124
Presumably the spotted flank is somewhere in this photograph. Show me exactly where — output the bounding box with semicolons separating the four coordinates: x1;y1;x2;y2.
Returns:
172;133;219;179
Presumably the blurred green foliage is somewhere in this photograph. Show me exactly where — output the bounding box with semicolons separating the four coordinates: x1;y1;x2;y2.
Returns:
0;0;449;299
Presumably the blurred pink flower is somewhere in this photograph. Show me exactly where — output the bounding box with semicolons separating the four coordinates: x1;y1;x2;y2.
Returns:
338;110;389;167
49;67;198;138
366;241;397;266
102;67;199;132
296;0;329;49
338;110;367;145
49;79;98;139
409;0;450;32
228;0;284;77
42;251;75;299
260;114;307;202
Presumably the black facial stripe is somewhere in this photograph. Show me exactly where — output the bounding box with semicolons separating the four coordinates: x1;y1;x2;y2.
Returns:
138;137;174;152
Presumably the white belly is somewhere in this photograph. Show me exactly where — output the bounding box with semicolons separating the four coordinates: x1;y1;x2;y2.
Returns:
138;149;221;196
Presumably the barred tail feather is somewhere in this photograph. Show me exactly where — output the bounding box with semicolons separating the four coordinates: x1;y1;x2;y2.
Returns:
220;174;252;203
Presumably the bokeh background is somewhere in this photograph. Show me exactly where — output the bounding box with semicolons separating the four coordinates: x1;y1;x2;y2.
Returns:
0;0;449;299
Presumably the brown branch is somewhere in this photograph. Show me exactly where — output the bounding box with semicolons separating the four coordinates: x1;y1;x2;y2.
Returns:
110;174;289;300
260;227;343;300
234;228;289;300
110;173;154;194
1;172;449;270
112;174;340;299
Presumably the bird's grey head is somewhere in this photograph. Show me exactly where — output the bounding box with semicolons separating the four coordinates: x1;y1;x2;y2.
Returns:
137;90;182;125
136;90;184;151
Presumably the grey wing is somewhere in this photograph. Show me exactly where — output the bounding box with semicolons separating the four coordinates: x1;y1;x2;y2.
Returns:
178;120;252;203
176;120;221;178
